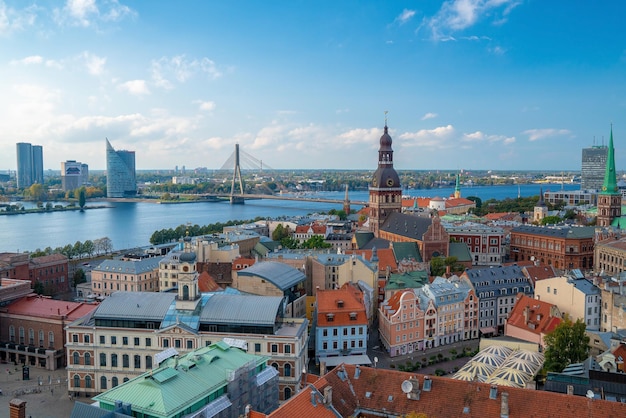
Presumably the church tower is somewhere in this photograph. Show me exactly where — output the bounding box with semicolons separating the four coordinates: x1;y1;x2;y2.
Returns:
533;186;548;223
175;235;201;311
453;173;461;199
597;125;621;227
369;117;402;237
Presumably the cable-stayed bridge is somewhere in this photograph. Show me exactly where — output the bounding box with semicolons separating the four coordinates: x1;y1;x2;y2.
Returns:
212;144;367;207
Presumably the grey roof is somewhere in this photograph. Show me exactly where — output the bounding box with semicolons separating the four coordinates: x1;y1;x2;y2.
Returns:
421;277;471;307
463;265;531;293
511;225;596;239
380;212;433;240
200;294;283;325
572;278;601;295
70;402;132;418
449;242;472;262
237;261;305;290
94;292;176;320
94;256;163;275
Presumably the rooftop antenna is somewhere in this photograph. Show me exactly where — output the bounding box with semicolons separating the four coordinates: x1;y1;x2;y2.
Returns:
384;110;388;126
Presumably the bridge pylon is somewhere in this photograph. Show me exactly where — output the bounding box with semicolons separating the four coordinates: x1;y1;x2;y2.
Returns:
230;144;245;204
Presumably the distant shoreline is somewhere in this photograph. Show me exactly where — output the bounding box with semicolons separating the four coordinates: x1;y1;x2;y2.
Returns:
0;205;109;216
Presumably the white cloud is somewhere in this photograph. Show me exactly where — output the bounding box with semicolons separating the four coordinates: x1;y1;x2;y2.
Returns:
83;51;106;75
151;55;222;90
421;112;438;120
10;55;43;65
524;128;571;141
462;130;515;144
339;127;381;146
399;125;455;147
117;79;150;96
395;9;416;25
422;0;521;41
195;100;216;112
0;2;38;35
53;0;135;28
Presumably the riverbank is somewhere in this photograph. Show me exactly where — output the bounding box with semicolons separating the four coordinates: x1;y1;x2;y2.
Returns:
0;205;109;216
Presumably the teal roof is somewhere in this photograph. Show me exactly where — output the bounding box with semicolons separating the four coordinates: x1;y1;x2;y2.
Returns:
391;241;422;263
601;125;619;195
449;242;472;262
93;342;268;418
354;231;375;249
386;271;429;290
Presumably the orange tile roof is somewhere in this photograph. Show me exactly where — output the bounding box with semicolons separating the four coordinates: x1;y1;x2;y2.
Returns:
402;197;430;208
3;295;98;320
445;197;476;208
345;248;397;273
317;287;367;327
198;271;222;292
521;264;558;286
507;294;562;336
232;257;255;271
263;364;626;418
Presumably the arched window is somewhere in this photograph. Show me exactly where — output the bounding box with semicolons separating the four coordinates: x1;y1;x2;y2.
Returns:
284;363;291;377
73;375;80;388
285;387;292;399
38;330;44;347
111;354;118;368
48;331;54;347
84;352;91;366
146;355;152;369
134;355;141;369
100;353;106;367
100;376;107;390
112;377;119;387
73;352;80;365
85;375;92;389
271;362;279;372
123;377;129;383
18;327;24;344
183;285;190;300
9;326;15;342
123;354;129;368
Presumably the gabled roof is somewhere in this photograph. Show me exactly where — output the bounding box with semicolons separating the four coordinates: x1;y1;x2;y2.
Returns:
198;271;221;292
346;248;397;273
521;264;558;286
449;242;472;262
4;295;98;320
353;231;375;249
237;261;305;290
263;363;626;418
386;272;428;291
391;241;422;263
511;225;595;239
507;294;562;336
317;287;367;327
380;212;433;241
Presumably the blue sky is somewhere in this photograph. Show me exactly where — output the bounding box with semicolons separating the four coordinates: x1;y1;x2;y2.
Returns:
1;0;626;172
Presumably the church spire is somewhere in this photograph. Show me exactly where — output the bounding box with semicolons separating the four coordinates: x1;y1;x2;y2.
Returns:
601;124;618;195
453;173;461;199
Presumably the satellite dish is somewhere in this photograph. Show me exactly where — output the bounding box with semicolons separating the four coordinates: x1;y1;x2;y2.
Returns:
586;390;595;399
401;380;413;394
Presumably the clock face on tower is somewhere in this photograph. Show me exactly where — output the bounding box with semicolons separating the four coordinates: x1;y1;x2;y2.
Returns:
183;266;189;272
387;178;394;187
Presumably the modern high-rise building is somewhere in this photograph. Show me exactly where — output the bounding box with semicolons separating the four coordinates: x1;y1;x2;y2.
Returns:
16;142;44;188
105;138;136;198
581;145;608;190
61;160;89;191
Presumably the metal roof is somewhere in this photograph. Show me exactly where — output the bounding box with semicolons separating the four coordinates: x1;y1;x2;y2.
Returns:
200;294;283;325
237;261;305;290
94;292;175;320
511;224;595;239
93;256;164;275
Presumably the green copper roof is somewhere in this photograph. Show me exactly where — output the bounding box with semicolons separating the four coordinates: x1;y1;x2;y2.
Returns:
93;342;268;418
601;125;619;195
455;173;460;193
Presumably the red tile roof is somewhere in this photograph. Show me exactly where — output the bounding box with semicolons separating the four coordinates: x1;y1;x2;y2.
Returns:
317;287;367;327
346;248;397;273
507;294;562;336
198;271;221;292
261;363;626;417
3;295;98;320
521;264;558;287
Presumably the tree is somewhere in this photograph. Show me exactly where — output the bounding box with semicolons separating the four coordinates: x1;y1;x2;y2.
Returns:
301;235;331;249
272;223;289;241
72;269;87;288
544;318;589;373
280;236;300;249
78;187;86;209
83;240;95;257
540;215;562;225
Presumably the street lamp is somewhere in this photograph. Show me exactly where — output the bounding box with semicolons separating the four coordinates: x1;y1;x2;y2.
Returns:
374;356;378;369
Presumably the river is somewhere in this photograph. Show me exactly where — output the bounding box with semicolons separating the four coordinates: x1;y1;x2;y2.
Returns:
1;183;580;253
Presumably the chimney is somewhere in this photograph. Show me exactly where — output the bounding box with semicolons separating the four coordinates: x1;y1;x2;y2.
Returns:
500;392;509;418
323;386;333;405
9;399;26;418
523;305;530;324
567;385;574;395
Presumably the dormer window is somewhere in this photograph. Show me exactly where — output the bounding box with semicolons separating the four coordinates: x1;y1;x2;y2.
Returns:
326;314;334;322
349;312;357;320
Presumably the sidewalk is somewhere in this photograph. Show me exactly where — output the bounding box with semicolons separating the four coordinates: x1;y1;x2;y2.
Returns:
0;365;76;418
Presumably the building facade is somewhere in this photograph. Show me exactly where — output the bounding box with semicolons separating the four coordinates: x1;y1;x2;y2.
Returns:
105;138;136;198
534;276;601;330
444;222;506;266
510;225;596;270
65;291;308;401
594;237;626;276
61;160;89;192
16;142;43;189
378;289;426;357
460;265;533;335
369;123;402;237
582;145;608;191
91;257;162;297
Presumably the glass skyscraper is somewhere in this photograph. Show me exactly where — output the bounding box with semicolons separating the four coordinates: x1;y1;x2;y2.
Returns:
16;142;44;189
106;138;137;198
581;145;608;191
